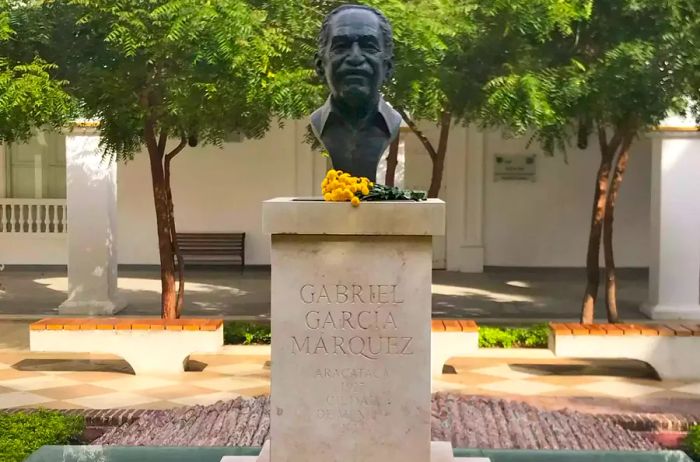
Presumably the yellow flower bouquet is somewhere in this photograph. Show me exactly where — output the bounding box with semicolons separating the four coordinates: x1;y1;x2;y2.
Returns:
321;169;426;207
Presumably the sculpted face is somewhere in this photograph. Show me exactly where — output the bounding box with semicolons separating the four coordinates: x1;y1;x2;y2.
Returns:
317;8;391;108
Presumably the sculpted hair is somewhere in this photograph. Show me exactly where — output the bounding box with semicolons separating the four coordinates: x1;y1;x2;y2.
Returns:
317;4;394;60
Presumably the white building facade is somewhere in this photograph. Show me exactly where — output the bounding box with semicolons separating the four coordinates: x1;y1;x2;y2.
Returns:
0;119;655;270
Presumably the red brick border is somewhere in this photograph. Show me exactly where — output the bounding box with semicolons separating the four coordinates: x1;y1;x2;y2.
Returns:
431;319;479;333
550;322;700;337
30;318;223;332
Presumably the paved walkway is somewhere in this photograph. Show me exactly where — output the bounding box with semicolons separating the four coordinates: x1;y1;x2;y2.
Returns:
0;266;649;321
3;348;700;411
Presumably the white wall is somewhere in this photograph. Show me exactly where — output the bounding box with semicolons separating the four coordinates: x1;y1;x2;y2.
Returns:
1;122;653;268
117;120;322;265
401;124;651;268
0;234;66;264
482;132;650;267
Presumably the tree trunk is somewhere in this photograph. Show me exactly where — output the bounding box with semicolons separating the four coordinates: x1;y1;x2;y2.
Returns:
385;135;399;186
603;133;634;323
580;125;620;324
144;120;178;319
164;137;187;318
428;111;452;198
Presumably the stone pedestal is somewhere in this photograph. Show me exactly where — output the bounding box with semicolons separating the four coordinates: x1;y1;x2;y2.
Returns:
59;130;125;315
223;198;479;462
642;123;700;320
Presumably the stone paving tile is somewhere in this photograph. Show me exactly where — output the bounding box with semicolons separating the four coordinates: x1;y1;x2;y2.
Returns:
34;384;115;401
193;376;270;392
436;372;516;387
574;381;665;398
65;392;160;409
169;391;240;407
58;371;132;383
137;400;187;410
0;368;43;380
0;375;82;391
0;391;53;408
478;379;563;396
671;383;700;395
644;390;700;400
1;352;700;409
139;385;221;400
96;376;181;392
36;400;88;410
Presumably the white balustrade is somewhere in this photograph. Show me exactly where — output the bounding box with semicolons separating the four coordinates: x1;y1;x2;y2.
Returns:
0;199;67;233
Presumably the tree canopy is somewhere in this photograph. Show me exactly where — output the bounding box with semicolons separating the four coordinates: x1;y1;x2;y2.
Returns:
470;0;697;151
19;0;324;318
456;0;700;322
0;0;73;143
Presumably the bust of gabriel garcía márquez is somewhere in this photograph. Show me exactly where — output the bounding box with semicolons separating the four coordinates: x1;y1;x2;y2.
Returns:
310;4;402;182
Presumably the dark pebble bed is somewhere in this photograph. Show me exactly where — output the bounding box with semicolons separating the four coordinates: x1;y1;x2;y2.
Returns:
95;392;658;451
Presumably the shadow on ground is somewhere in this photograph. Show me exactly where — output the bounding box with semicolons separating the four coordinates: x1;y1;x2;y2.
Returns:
0;266;648;321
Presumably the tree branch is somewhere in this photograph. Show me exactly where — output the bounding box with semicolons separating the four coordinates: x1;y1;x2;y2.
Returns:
165;136;187;162
397;107;437;161
144;116;160;158
596;122;608;156
436;111;452;158
158;129;168;157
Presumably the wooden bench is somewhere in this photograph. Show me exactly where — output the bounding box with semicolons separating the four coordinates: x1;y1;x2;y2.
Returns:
30;318;224;374
177;232;245;267
549;322;700;380
431;319;479;376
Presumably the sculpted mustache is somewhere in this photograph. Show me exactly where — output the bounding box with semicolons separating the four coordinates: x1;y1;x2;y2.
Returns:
338;69;373;78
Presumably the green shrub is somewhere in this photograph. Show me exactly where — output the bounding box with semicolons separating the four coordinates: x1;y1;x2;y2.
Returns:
685;425;700;460
0;410;84;462
224;321;271;345
478;323;549;348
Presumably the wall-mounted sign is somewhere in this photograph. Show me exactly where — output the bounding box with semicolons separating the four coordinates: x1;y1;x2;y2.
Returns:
494;154;536;182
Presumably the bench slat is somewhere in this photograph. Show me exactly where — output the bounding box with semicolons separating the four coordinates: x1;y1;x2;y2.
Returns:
176;232;245;266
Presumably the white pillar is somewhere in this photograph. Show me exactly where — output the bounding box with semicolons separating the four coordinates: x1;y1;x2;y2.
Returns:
445;124;484;272
59;128;125;315
642;121;700;320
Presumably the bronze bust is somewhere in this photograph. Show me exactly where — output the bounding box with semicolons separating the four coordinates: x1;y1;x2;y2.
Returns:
311;5;402;182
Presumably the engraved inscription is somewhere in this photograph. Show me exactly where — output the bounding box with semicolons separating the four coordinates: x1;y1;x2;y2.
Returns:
300;283;404;304
291;282;414;359
291;282;415;427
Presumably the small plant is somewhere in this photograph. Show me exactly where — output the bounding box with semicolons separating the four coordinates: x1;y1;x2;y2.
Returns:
685;425;700;460
478;324;549;348
224;322;271;345
0;410;85;462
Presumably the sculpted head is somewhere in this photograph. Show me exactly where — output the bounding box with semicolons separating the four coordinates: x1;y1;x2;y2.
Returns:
315;5;394;109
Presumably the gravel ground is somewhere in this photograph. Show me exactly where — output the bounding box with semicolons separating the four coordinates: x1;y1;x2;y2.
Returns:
95;393;658;450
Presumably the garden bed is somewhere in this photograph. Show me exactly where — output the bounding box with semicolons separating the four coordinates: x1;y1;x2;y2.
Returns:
0;410;84;462
223;321;550;349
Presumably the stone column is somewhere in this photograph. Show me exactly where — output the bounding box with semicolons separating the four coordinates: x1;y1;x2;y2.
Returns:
445;125;485;272
59;128;125;315
252;198;476;462
642;120;700;320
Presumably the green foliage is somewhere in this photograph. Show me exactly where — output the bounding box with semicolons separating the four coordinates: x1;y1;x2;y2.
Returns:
478;324;549;348
224;321;271;345
363;184;427;201
25;0;321;160
0;1;74;143
460;0;699;154
0;410;85;462
685;425;700;461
